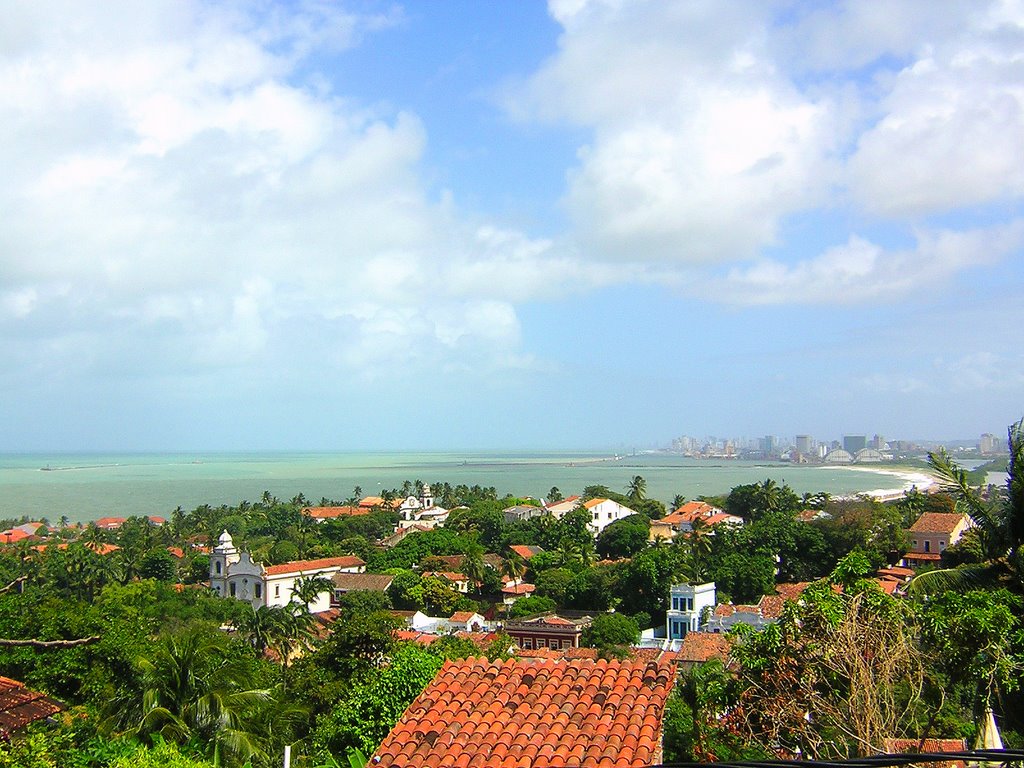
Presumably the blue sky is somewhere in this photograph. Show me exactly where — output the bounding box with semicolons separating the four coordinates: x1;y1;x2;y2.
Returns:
1;0;1022;451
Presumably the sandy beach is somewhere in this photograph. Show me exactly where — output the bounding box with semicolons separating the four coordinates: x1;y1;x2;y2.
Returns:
829;465;935;500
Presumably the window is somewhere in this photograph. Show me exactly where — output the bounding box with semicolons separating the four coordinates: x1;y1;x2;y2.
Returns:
522;638;533;649
671;596;680;611
275;585;280;598
924;540;931;553
215;561;221;574
685;598;693;612
229;582;236;597
255;583;262;598
940;540;946;550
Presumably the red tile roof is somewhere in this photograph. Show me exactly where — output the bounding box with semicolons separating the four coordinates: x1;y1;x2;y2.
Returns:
0;529;32;543
303;505;370;519
0;676;63;738
509;544;543;560
676;632;732;665
449;611;478;623
264;555;365;576
883;738;968;768
909;512;967;534
501;582;536;595
94;517;126;528
373;657;675;768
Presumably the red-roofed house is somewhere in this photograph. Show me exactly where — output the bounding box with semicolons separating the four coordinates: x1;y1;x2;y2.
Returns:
883;738;968;768
500;582;536;604
0;676;64;740
302;506;370;523
94;517;127;530
209;531;364;612
676;632;733;670
903;512;972;567
509;544;544;560
372;656;676;768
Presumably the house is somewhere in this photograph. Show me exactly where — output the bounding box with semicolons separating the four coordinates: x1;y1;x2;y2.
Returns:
422;571;471;594
675;632;733;671
544;495;581;516
883;738;968;768
666;582;717;639
503;614;590;650
388;610;436;631
372;657;676;768
903;512;972;567
0;676;64;739
582;498;638;535
302;506;370;523
209;531;364;612
331;572;394;603
502;504;549;524
94;517;127;530
509;544;544;560
501;582;536;604
358;495;401;509
445;611;487;632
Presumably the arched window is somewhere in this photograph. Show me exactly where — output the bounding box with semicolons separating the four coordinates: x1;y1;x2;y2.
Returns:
215;561;222;574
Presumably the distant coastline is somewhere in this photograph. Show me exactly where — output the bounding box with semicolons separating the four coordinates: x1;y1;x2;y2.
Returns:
0;451;933;524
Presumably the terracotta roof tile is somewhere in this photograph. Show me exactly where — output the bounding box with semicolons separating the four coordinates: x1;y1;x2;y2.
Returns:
676;632;732;665
0;677;63;737
264;555;364;576
303;506;370;519
373;657;674;768
908;512;968;534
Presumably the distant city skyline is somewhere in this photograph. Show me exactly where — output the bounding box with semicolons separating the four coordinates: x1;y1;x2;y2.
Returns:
1;2;1021;452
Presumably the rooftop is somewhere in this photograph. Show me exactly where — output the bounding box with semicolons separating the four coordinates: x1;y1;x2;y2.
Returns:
372;656;675;768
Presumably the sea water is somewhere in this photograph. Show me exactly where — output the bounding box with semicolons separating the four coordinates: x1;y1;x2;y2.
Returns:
0;451;931;524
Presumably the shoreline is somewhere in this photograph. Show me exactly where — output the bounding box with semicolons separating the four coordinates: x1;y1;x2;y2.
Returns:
828;465;935;500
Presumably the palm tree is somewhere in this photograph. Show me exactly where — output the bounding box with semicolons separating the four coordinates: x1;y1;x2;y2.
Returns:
627;475;647;503
235;604;285;655
461;546;488;595
502;550;526;588
291;575;334;612
910;417;1024;595
107;625;273;766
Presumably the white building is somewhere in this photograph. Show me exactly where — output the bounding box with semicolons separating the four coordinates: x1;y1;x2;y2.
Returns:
582;498;638;535
396;484;450;530
666;582;717;640
209;531;365;613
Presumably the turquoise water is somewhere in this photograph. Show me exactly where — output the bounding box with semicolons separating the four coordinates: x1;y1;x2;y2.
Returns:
0;452;926;523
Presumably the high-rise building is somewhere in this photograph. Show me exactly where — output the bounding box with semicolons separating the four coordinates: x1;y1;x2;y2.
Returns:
795;435;812;455
980;433;999;454
843;435;867;454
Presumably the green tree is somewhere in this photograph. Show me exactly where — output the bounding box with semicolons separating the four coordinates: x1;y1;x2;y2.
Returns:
312;643;443;758
106;625;274;767
293;575;334;611
911;418;1024;595
139;549;177;582
580;612;640;652
595;515;650;560
507;595;556;618
627;475;647;503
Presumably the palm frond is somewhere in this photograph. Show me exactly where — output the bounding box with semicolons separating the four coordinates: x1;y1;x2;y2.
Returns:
907;563;1000;597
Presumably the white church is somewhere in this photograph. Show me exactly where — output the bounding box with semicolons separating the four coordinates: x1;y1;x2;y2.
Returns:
209;530;365;613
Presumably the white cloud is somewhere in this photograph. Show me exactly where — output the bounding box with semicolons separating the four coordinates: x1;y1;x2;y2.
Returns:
848;2;1024;215
513;0;840;264
714;221;1024;305
0;0;583;383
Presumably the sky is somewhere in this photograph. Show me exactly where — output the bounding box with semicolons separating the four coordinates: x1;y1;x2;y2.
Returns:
1;0;1022;451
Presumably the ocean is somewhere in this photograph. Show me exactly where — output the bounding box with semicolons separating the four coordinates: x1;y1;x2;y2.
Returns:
0;451;933;524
